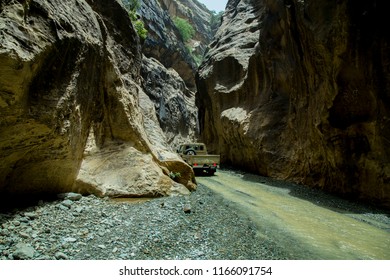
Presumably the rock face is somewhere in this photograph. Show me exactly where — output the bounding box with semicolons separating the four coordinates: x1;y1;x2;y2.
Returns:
0;0;195;199
141;56;198;147
196;0;390;207
137;0;210;149
138;0;197;90
159;0;214;56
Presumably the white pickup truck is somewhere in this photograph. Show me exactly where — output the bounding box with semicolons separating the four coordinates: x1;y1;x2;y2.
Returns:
177;143;220;175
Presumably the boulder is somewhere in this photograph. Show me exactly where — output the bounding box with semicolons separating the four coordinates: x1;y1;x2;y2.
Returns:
0;0;195;201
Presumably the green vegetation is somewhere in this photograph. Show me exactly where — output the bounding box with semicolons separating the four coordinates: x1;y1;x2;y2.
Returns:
169;172;182;182
173;17;195;42
210;11;223;35
122;0;148;40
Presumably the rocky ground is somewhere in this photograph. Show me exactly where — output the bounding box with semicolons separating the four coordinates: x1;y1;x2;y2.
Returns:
0;184;288;260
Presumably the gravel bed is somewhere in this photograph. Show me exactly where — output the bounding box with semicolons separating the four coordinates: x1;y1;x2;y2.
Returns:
0;185;288;260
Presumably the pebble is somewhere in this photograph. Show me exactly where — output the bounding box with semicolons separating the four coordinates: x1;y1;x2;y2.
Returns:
24;212;38;219
66;193;83;201
55;252;69;260
0;180;387;260
64;237;77;243
183;203;192;214
61;200;73;208
13;243;35;259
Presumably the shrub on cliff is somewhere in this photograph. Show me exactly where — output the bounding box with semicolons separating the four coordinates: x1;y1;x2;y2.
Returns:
123;0;148;40
173;17;195;42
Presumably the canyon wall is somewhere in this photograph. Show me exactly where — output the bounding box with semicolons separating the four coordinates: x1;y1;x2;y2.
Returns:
196;0;390;206
0;0;195;199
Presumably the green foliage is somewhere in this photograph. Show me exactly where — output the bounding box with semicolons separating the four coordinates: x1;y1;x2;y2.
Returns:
123;0;148;40
210;11;223;35
173;17;195;42
134;19;148;40
123;0;140;11
169;172;182;181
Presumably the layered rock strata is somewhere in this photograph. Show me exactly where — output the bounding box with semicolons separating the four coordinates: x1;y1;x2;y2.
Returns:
0;0;195;199
196;0;390;206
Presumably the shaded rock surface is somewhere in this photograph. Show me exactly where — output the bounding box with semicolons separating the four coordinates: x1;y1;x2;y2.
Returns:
196;0;390;207
0;0;195;199
138;0;197;89
141;56;198;148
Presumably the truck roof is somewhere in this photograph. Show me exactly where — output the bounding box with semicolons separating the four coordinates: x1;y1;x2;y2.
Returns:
180;143;205;146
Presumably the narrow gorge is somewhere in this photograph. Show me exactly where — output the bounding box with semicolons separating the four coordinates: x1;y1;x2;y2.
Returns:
197;0;390;208
1;0;390;210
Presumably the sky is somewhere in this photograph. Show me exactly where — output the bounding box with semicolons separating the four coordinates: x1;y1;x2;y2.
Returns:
197;0;228;12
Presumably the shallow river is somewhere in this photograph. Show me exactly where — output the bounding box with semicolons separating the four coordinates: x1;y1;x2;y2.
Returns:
197;170;390;259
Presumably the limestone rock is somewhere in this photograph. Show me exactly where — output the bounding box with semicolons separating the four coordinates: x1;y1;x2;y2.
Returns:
139;0;197;89
0;0;195;201
196;0;390;207
141;56;198;148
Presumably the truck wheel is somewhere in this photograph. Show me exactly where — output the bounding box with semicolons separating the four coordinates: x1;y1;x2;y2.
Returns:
185;149;196;155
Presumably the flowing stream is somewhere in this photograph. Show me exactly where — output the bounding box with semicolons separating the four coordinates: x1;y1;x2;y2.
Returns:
196;170;390;259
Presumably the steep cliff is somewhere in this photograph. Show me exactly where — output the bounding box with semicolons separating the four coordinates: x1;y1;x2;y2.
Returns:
159;0;214;56
0;0;195;199
196;0;390;207
138;0;196;89
141;56;198;147
135;0;215;147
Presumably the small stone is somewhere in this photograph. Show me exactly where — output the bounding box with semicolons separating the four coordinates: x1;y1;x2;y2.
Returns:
183;204;192;214
13;243;35;260
55;252;69;260
74;206;84;213
63;237;77;243
19;232;30;239
97;245;106;249
65;193;82;201
112;247;118;253
58;205;69;211
24;212;38;219
19;217;29;223
13;221;21;226
61;199;73;208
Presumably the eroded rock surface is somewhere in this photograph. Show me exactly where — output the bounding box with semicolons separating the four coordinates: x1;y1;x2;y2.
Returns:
0;0;195;199
196;0;390;207
139;0;196;89
141;56;198;148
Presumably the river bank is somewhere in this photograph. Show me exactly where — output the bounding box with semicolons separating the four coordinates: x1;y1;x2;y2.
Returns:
1;170;389;260
0;184;288;260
